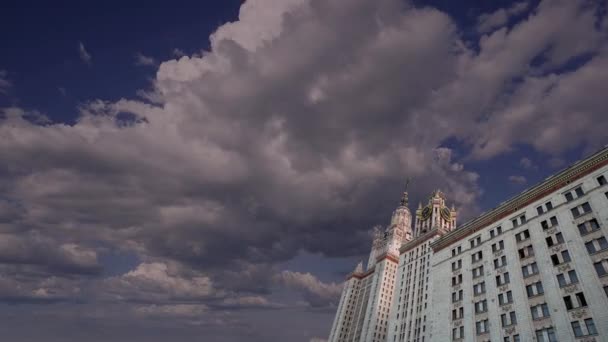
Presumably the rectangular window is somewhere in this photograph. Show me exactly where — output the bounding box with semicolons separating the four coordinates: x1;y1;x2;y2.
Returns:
452;274;463;286
492;240;504;252
526;281;544;297
452;259;462;271
490;226;503;238
473;282;486;296
572;318;598;337
470;235;481;248
531;303;550;320
496;272;510;286
578;218;600;235
546;232;564;247
535;327;557;342
551;250;571;265
452;326;464;339
498;291;513;305
472;265;484;279
452;289;463;303
494;255;507;269
516;229;530;242
598;175;607;186
522;262;539;278
474;299;488;314
571;202;592;218
472;251;483;263
564;292;587;310
537;205;543;215
518;245;534;259
501;311;517;327
586;237;608;254
557;270;579;287
546;201;553;211
594;260;608;277
475;319;489;335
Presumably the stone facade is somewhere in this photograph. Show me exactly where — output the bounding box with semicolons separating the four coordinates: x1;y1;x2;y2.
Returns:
329;146;608;342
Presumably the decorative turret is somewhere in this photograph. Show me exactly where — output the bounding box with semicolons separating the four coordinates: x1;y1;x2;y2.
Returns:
414;189;457;237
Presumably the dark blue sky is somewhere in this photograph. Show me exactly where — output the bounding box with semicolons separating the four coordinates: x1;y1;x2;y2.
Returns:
0;1;606;341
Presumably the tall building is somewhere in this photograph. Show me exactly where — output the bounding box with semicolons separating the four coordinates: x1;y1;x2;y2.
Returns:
328;146;608;342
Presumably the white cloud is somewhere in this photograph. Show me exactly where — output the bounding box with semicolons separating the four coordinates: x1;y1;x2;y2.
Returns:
135;53;157;66
277;270;342;307
519;157;536;170
508;175;527;184
79;41;92;65
477;1;529;33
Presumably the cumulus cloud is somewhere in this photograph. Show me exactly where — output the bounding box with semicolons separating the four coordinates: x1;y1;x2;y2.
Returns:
102;262;215;302
79;41;92;65
0;0;607;340
135;53;157;66
276;271;342;307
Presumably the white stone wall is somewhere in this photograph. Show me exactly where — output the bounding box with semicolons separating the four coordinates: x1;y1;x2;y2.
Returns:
431;164;608;341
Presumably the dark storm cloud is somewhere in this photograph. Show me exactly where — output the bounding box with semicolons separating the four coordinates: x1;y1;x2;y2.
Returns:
0;0;607;340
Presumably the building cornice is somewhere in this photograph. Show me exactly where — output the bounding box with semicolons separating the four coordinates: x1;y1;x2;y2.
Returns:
431;146;608;252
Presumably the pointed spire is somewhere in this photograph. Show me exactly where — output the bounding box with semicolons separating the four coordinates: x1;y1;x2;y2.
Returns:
400;177;410;206
354;261;363;273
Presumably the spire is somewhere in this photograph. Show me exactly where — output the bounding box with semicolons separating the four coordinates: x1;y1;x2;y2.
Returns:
354;261;363;273
400;177;410;206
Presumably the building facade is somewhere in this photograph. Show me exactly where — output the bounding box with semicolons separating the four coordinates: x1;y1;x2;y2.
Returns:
328;146;608;342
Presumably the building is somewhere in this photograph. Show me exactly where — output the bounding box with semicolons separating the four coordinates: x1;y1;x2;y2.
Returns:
328;146;608;342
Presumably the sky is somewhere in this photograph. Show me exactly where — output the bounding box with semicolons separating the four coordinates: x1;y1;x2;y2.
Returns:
0;0;607;341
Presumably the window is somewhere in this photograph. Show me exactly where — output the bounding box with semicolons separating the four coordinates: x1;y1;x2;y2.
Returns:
452;326;464;339
474;299;488;314
476;319;489;335
501;311;517;327
473;282;486;296
598;175;607;186
540;216;559;230
498;291;513;305
572;318;598;337
472;251;483;263
452;306;464;320
518;245;534;259
492;240;504;252
490;226;503;238
452;289;463;303
512;215;526;228
571;202;592;218
594;259;608;277
494;255;507;269
472;265;484;279
535;327;557;342
522;262;539;278
546;232;564;247
526;281;544;297
557;270;579;287
551;250;571;265
537;201;553;215
531;303;550;320
496;272;510;286
563;292;587;310
452;274;463;286
470;235;481;248
585;237;608;254
451;246;462;257
565;186;585;202
452;259;462;271
515;230;530;242
578;218;600;235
